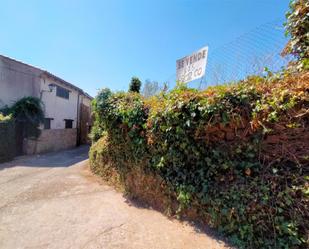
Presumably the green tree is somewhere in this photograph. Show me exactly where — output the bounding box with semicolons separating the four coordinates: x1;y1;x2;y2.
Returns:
129;77;142;93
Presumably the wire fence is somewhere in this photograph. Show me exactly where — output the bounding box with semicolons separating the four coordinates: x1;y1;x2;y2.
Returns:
166;19;294;90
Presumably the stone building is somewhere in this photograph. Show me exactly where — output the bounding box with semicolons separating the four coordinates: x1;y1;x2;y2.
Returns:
0;55;92;154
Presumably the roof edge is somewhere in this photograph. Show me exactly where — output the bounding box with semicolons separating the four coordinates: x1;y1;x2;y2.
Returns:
41;71;93;100
0;54;93;100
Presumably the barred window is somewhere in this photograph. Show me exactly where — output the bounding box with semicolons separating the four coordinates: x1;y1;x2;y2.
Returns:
64;119;73;129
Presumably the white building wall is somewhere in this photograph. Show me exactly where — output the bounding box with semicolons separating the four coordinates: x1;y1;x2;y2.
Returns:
0;55;41;108
40;77;78;129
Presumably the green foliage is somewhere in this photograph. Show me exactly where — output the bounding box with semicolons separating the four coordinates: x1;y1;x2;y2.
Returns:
284;0;309;70
0;97;44;162
0;113;12;122
1;97;44;139
93;90;148;161
92;88;112;113
10;97;44;122
8;97;44;138
90;88;112;142
90;73;309;248
129;77;142;93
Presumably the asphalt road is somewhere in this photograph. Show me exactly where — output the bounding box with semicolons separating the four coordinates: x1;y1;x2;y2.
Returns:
0;146;230;249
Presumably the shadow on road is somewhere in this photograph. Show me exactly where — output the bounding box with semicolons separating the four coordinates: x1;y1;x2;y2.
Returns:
124;195;235;249
0;145;90;170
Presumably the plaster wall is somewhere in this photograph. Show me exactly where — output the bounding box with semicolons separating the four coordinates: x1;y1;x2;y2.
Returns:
40;77;79;129
0;55;41;108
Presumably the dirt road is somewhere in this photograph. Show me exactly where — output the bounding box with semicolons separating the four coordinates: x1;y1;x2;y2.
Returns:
0;146;230;249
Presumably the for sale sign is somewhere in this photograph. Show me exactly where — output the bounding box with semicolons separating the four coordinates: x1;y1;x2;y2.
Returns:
176;46;208;83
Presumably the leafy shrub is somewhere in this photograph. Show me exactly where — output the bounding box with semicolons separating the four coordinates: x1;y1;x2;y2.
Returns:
6;97;44;139
90;88;112;142
90;72;309;249
0;97;44;161
284;0;309;70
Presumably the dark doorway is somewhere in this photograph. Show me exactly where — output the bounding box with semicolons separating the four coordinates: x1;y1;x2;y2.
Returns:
15;122;24;156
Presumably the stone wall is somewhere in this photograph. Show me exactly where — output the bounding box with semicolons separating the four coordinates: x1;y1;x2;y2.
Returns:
24;129;77;155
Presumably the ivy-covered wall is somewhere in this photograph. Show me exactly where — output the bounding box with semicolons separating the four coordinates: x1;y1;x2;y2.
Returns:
90;72;309;249
0;116;16;163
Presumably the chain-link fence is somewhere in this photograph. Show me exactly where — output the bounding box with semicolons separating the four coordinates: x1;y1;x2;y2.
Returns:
165;19;294;89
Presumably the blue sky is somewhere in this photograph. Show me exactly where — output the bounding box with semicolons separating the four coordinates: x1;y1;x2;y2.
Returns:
1;0;290;96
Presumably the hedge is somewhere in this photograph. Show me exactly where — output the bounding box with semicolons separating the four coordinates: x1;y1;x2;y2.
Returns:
90;72;309;249
0;115;16;163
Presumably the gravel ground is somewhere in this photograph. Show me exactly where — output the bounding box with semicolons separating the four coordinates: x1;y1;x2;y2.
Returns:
0;146;231;249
